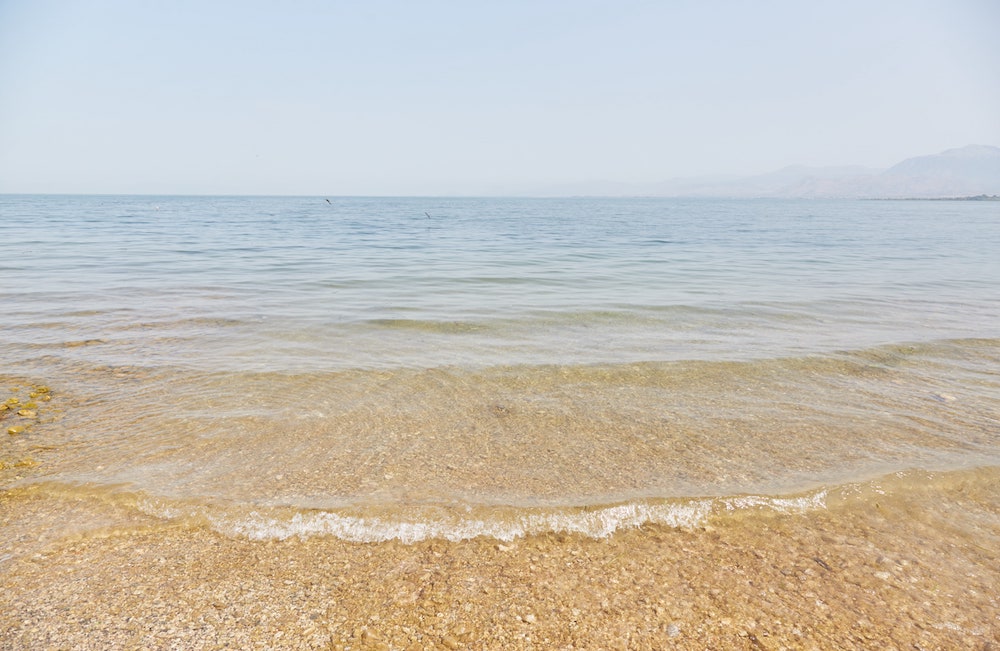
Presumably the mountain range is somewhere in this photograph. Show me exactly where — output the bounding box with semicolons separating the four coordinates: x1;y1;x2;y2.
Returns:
526;145;1000;198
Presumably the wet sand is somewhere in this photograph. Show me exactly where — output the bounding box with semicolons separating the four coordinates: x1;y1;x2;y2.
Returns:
2;477;997;651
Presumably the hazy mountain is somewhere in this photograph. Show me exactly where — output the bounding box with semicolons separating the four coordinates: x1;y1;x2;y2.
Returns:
677;164;881;198
699;145;1000;198
687;145;1000;198
870;145;1000;198
516;145;1000;198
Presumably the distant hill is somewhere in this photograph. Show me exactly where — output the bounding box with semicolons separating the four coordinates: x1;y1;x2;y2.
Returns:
871;145;1000;198
517;145;1000;198
688;145;1000;199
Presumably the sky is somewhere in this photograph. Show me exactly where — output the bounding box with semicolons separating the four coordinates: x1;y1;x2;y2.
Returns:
1;0;998;196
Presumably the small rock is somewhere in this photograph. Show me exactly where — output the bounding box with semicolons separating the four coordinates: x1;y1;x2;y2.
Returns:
524;613;537;624
441;635;462;649
17;410;37;418
8;425;26;436
666;623;681;638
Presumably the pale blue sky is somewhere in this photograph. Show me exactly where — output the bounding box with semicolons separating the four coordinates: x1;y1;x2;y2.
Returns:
1;0;998;195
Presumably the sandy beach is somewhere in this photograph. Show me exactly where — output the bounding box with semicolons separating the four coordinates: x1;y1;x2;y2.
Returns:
2;196;999;650
3;0;1000;639
2;472;997;651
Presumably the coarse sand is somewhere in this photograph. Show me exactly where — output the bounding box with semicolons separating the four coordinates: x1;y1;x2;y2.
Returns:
1;485;997;650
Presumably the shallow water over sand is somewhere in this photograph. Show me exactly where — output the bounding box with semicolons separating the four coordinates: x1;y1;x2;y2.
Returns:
2;339;998;542
2;464;998;650
2;195;999;543
3;195;999;648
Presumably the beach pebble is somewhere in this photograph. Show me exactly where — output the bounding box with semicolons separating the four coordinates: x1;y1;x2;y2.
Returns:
18;410;37;418
666;623;681;638
8;425;26;435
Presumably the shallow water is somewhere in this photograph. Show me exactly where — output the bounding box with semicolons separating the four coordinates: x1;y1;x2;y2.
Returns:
1;195;999;542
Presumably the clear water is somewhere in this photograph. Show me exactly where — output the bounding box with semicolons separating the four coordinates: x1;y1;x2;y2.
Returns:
2;195;999;541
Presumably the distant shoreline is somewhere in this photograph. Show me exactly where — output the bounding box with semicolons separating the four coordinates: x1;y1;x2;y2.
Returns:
869;194;1000;201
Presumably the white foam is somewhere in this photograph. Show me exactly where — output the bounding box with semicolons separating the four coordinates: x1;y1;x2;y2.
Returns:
135;489;827;544
721;490;827;513
211;500;715;544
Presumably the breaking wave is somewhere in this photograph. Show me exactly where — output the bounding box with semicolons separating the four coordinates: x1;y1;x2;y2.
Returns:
135;490;828;544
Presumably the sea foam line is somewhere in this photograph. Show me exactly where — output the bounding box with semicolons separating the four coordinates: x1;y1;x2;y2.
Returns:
197;491;827;544
216;500;713;544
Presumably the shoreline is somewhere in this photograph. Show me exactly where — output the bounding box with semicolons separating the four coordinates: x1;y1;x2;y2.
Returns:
2;193;999;649
2;476;997;650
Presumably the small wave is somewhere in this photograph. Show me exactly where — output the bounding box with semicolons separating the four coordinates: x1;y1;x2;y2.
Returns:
20;466;1000;545
720;491;828;512
137;491;828;544
214;501;714;543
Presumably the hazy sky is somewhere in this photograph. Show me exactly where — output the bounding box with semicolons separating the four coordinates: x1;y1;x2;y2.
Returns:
1;0;998;195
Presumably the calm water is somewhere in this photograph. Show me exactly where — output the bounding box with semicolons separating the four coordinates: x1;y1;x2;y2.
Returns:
2;195;999;541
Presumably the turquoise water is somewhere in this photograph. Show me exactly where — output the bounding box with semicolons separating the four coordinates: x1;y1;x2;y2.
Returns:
2;195;999;540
